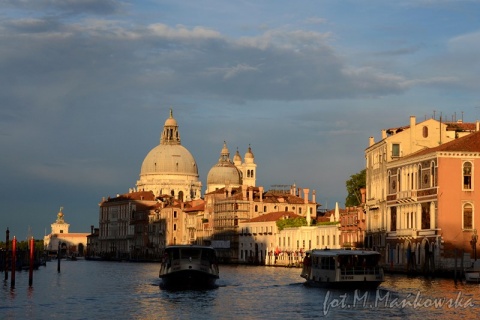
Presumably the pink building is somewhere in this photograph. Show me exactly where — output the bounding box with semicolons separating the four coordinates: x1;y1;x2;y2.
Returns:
385;130;480;272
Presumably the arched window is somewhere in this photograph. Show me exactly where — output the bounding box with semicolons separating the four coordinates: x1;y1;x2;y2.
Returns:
422;126;428;138
463;203;473;229
463;162;472;190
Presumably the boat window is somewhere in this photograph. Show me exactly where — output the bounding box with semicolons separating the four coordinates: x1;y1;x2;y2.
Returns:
180;248;202;260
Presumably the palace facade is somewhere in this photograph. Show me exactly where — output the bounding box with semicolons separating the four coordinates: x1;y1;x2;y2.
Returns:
365;115;480;272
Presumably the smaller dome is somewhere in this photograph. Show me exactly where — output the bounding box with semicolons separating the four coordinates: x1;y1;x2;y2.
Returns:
207;163;242;186
207;141;242;188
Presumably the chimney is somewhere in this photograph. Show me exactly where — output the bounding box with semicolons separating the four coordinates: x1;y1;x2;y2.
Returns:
91;225;94;234
381;129;387;140
410;115;416;129
476;120;480;132
369;136;375;146
259;186;264;202
303;188;309;204
312;190;316;204
249;187;253;201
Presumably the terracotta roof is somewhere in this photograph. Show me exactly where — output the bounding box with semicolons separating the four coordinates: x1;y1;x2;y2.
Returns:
244;211;301;223
105;191;156;202
184;202;205;212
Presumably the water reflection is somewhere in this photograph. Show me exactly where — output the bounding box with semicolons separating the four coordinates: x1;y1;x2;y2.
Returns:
1;262;479;319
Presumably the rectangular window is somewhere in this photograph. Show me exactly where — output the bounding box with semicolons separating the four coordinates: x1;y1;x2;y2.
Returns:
392;143;400;157
464;162;472;190
421;203;430;230
390;207;397;231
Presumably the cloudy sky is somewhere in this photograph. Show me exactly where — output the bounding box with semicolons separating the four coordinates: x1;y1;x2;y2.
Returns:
2;0;480;239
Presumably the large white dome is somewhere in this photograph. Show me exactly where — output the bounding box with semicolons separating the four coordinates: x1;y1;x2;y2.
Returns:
136;109;202;201
140;144;198;176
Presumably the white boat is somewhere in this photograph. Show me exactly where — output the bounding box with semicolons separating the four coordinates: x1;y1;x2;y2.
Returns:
301;249;384;289
159;245;219;289
464;260;480;283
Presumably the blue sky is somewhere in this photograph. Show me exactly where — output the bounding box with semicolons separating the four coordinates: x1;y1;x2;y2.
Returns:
1;0;480;239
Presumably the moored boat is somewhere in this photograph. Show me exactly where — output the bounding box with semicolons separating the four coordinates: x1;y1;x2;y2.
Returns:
301;249;384;289
159;245;219;289
464;260;480;283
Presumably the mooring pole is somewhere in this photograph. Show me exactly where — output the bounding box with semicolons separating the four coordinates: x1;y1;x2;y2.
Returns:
29;237;34;287
4;228;9;281
11;236;16;288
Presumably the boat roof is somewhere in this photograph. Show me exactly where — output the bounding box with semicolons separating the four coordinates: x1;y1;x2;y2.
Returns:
308;249;380;256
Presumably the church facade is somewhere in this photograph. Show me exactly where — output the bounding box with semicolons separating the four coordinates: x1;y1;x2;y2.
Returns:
44;207;89;256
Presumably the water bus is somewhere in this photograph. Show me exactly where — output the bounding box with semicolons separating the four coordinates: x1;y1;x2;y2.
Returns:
159;245;219;289
301;249;384;289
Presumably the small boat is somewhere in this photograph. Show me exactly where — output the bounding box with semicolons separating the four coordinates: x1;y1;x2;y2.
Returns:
301;249;384;289
159;245;219;289
464;260;480;283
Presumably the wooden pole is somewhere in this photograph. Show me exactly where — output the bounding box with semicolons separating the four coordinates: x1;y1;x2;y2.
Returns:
11;236;16;288
4;228;9;281
29;237;34;287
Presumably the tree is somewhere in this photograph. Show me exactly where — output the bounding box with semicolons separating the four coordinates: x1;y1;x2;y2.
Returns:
345;169;366;207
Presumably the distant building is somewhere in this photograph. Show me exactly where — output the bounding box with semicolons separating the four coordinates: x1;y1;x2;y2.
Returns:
96;109;318;261
43;207;89;256
207;185;318;263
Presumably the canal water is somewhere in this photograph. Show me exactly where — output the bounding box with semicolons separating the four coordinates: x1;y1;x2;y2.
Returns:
1;260;479;319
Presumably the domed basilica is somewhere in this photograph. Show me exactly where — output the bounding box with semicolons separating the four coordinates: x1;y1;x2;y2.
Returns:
135;109;256;200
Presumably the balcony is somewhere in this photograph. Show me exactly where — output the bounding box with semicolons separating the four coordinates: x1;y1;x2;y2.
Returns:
396;191;417;203
395;228;417;238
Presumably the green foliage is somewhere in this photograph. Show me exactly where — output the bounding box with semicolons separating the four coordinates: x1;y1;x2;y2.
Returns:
276;217;307;231
345;169;366;207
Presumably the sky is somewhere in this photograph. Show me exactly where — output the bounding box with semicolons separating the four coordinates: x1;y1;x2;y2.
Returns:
1;0;480;240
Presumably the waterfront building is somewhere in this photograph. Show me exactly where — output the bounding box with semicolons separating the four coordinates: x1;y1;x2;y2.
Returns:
339;188;367;249
364;114;478;271
239;211;301;265
384;129;480;272
86;226;99;258
207;185;318;263
97;191;156;259
43;207;89;256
